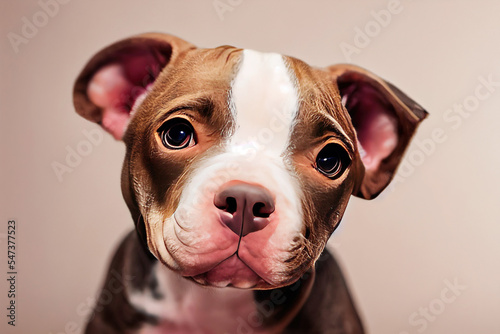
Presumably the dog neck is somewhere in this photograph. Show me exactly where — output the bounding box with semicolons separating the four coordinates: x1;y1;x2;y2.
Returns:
128;261;315;334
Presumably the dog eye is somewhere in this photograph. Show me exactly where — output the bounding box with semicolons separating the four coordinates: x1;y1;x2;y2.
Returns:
315;144;351;179
158;118;196;150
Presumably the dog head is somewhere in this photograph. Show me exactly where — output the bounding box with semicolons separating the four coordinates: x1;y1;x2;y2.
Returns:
74;33;427;289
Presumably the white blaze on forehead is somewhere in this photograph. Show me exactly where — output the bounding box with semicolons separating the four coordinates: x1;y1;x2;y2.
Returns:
230;49;299;155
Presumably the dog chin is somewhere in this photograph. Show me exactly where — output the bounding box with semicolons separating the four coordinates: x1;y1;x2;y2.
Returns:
184;254;272;289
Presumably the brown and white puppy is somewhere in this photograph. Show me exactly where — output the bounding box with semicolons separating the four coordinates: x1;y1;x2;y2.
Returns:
73;33;427;334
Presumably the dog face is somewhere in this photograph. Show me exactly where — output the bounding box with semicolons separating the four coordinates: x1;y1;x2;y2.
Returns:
74;33;427;289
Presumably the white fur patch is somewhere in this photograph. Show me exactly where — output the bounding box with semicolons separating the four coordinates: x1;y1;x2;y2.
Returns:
130;263;256;333
230;49;299;156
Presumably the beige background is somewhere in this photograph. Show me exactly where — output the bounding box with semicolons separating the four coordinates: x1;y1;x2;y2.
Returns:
1;1;499;333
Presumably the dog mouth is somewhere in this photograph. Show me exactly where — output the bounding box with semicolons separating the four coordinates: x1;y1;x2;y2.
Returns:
168;211;268;289
187;254;267;289
155;208;303;289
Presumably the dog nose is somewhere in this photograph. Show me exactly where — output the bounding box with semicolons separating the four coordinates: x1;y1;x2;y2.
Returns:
214;182;275;236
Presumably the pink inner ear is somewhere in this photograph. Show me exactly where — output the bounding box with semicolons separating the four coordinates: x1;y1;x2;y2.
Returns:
86;50;168;140
341;83;398;171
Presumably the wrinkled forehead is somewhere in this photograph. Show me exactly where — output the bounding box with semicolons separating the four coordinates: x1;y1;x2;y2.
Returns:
141;46;353;153
228;49;354;155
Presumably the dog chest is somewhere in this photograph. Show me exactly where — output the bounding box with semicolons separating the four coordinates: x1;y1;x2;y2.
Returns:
130;263;274;334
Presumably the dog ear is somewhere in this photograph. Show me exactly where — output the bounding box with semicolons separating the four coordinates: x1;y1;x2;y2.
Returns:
327;64;428;199
73;33;195;140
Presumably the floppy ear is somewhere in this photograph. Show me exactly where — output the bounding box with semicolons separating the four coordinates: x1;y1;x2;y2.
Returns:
73;33;195;140
327;64;428;199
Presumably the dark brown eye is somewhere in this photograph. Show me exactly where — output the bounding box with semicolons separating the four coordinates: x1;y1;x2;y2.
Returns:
158;118;195;149
315;143;351;179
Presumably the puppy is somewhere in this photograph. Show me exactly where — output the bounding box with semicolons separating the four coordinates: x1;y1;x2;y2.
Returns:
73;33;427;334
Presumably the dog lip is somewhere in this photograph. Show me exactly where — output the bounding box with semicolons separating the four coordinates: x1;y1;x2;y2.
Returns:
187;254;271;288
182;254;272;285
188;275;259;289
168;211;275;287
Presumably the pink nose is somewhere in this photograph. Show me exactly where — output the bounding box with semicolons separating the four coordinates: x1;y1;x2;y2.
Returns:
214;182;275;236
